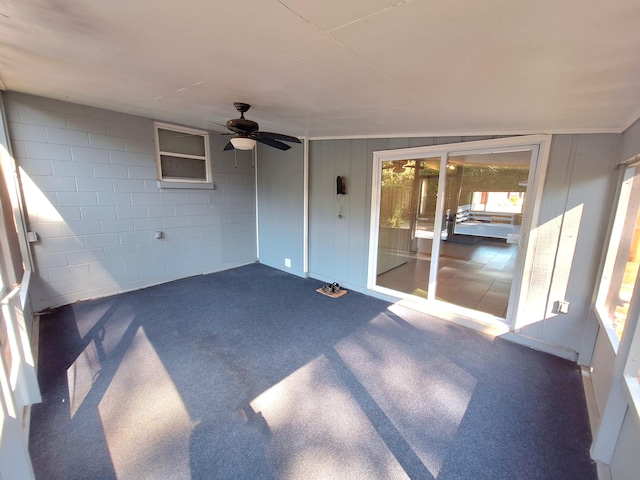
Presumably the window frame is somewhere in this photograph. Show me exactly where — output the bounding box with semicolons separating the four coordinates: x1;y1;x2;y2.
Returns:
595;165;640;352
623;307;640;416
594;161;640;414
153;122;212;187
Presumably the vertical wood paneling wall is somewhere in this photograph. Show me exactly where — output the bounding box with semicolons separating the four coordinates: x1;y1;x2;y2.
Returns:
301;134;619;357
518;134;620;352
256;142;305;276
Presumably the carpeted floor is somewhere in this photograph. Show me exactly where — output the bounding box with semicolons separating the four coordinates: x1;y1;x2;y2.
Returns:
30;263;597;479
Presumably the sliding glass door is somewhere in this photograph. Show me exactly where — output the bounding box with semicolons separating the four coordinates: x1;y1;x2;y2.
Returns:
376;158;442;298
369;137;547;326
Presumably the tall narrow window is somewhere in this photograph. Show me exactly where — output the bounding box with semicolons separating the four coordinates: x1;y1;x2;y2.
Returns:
596;166;640;346
597;161;640;424
154;123;211;184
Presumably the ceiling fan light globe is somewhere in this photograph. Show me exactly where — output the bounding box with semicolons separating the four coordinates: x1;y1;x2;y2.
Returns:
230;137;256;150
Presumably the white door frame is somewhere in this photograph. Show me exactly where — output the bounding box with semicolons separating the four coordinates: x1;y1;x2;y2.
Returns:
367;135;551;329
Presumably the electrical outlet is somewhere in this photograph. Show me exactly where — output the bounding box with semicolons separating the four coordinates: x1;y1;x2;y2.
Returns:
284;258;291;268
555;301;570;314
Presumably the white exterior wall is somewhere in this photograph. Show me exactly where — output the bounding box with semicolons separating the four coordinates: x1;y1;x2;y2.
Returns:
5;93;257;311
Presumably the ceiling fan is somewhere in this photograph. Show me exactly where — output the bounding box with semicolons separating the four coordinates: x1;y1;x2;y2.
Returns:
222;102;301;151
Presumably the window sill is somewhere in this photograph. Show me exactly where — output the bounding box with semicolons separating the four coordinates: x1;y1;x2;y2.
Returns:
157;180;215;190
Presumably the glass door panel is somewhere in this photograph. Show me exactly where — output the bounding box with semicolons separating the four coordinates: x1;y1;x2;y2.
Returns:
376;158;441;298
436;151;531;317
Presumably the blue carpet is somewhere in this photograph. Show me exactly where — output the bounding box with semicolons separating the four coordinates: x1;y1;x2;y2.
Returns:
30;263;596;479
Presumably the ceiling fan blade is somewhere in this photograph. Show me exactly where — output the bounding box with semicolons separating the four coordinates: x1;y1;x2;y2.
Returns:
226;125;245;135
223;141;234;151
255;131;301;144
255;136;291;150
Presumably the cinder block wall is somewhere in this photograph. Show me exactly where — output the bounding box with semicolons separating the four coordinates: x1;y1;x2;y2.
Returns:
5;92;257;311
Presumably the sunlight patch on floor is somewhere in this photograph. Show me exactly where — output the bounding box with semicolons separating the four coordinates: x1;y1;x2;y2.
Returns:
251;354;411;479
98;326;194;479
335;314;477;477
67;306;136;418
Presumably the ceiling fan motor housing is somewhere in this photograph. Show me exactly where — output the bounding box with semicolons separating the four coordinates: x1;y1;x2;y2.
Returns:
226;117;259;134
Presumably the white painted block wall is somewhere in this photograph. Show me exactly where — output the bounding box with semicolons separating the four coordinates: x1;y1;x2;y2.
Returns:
5;93;257;311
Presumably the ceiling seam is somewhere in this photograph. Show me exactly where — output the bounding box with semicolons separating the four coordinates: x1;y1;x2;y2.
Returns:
324;37;423;104
275;0;321;31
327;0;415;34
275;0;423;104
323;3;426;105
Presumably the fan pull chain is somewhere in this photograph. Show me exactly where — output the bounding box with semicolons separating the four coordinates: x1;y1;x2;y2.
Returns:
234;149;238;172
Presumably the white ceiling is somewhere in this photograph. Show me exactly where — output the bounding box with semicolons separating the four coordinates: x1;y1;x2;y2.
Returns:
1;0;640;139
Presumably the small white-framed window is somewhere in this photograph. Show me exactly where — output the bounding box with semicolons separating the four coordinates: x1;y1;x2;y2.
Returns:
154;122;211;186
